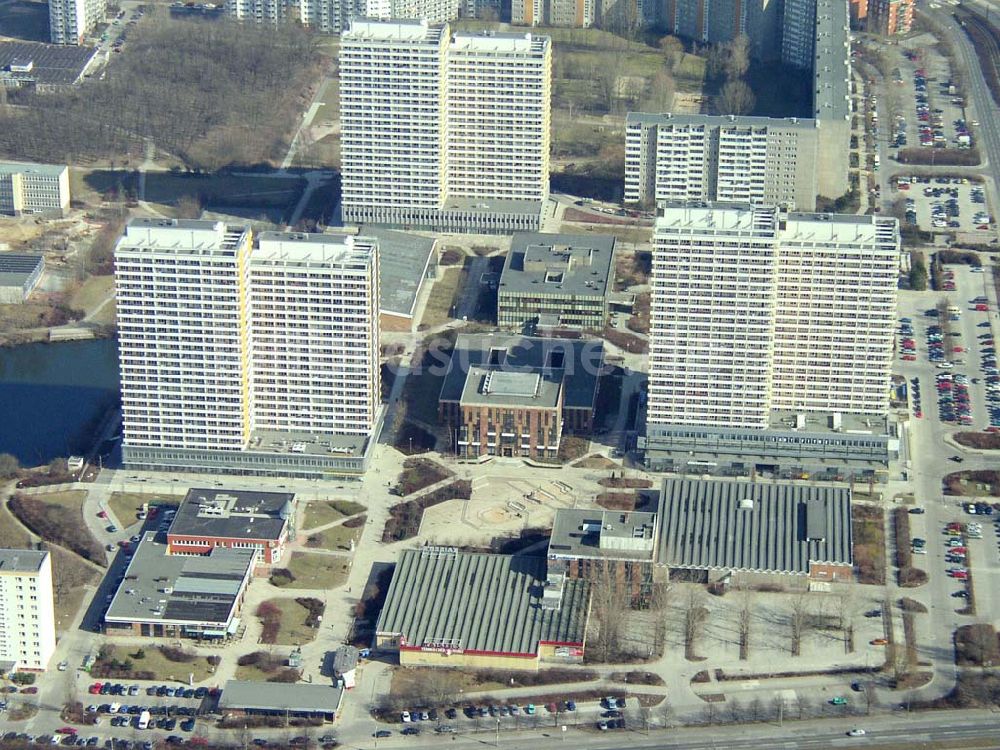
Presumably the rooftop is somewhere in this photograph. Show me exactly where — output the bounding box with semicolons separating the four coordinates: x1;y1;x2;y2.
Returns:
548;509;659;562
168;488;294;543
249;430;369;458
442;197;545;216
254;232;376;268
450;30;550;55
118;219;251;256
105;535;255;627
460;367;562;409
0;549;48;574
0;162;68;178
657;478;853;575
439;333;605;412
655;203;780;235
376;549;589;657
813;0;852;122
219;681;344;715
626;112;817;130
0;42;96;86
343;18;444;42
360;226;436;319
499;233;615;299
768;410;889;434
0;254;43;287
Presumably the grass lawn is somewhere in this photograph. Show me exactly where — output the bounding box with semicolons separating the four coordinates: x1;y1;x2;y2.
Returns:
234;663;294;682
107;492;178;529
50;546;100;633
306;523;363;552
560;223;651;244
123;647;216;683
69;276;115;323
313;80;340;126
302;499;366;530
31;490;87;509
70;168;138;206
260;598;321;646
419;267;464;329
280;551;351;590
0;503;31;548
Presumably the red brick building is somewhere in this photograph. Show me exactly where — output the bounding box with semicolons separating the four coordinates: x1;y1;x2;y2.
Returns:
166;488;295;566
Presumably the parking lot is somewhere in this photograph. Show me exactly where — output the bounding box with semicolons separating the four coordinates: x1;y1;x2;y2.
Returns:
897;176;993;235
891;37;972;153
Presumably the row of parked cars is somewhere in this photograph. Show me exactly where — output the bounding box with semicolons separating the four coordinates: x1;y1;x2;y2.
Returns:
4;733;155;749
87;683;212;700
936;372;973;425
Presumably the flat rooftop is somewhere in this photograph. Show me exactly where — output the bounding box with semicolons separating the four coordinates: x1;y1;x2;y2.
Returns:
450;31;550;55
0;42;96;86
460;366;562;409
360;226;436;319
0;162;67;178
813;0;852;122
442;197;545;216
439;333;605;412
118;219;250;256
105;535;255;627
768;410;889;435
344;18;444;42
169;488;294;542
626;112;817;130
376;549;589;657
500;233;615;299
0;549;47;574
657;478;853;575
0;254;43;286
219;681;344;714
254;232;376;268
548;509;658;562
250;429;369;458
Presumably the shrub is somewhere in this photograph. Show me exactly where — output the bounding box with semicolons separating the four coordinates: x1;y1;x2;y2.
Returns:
270;568;295;587
899;597;928;613
159;646;197;663
395;458;452;495
8;494;105;565
381;481;472;543
268;668;302;683
343;515;366;529
295;597;325;628
898;567;929;587
10;673;35;685
256;601;282;644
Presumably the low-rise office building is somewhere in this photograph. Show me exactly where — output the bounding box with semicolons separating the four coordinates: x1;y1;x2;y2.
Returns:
361;227;437;332
219;681;344;723
0;254;44;303
438;334;605;459
498;233;615;330
375;548;590;670
0;163;70;217
166;488;295;566
104;534;255;639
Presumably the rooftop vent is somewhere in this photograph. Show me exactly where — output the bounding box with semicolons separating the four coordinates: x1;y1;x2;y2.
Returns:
739;498;754;511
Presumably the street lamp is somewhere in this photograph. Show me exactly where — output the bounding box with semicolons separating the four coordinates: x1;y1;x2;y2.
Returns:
495;717;500;747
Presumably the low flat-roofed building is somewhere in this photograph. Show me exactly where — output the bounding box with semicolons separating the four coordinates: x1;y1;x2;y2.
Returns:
548;507;660;605
167;488;295;566
375;548;590;670
657;477;853;586
498;233;615;330
0;42;96;90
439;334;605;459
0;254;44;303
219;681;344;722
0;162;70;217
104;534;256;639
360;227;437;332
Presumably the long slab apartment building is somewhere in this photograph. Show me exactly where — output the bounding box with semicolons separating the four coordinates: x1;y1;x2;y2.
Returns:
339;20;550;233
640;202;901;482
628;0;852;210
114;220;381;478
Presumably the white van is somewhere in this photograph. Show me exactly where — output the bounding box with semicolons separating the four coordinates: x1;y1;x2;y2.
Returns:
138;710;151;730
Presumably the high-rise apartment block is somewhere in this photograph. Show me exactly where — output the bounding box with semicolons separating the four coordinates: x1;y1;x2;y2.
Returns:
339;20;550;233
114;219;381;477
49;0;105;44
664;0;781;58
643;203;900;480
511;0;594;27
297;0;458;33
625;114;819;210
0;550;56;672
0;163;70;217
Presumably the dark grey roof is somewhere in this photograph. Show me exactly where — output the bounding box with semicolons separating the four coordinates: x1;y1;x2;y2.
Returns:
105;534;255;626
657;478;852;575
376;550;589;655
0;549;47;574
169;488;293;542
438;334;604;412
360;226;436;319
219;681;344;714
0;42;96;86
0;254;43;287
548;509;658;562
499;232;615;298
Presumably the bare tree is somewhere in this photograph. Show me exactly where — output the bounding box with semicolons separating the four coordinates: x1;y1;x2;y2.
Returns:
705;43;728;80
769;694;785;724
701;701;718;725
727;696;744;723
718;80;756;116
658;698;673;728
642;69;676;113
863;682;877;715
658;36;685;70
794;693;812;719
724;35;752;80
748;696;763;722
736;587;753;660
589;559;631;662
683;588;709;660
789;593;810;656
836;587;857;653
649;580;672;657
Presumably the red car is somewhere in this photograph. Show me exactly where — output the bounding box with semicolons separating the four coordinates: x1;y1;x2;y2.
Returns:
976;304;989;311
953;347;965;353
902;355;916;361
55;728;77;735
97;511;107;519
88;683;103;695
914;410;923;418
